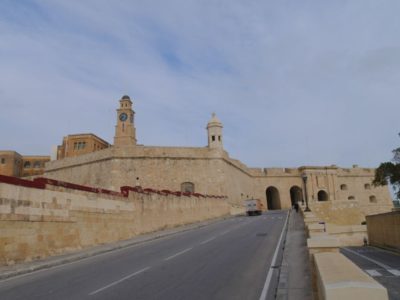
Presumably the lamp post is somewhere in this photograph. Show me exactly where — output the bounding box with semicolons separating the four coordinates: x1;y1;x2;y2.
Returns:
301;173;311;212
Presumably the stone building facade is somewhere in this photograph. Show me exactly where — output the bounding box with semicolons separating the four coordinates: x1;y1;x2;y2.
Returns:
57;133;110;160
44;95;393;225
0;151;50;177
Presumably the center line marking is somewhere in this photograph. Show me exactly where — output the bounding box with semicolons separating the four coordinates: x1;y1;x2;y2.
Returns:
200;237;216;245
220;230;231;235
164;248;192;261
89;266;151;295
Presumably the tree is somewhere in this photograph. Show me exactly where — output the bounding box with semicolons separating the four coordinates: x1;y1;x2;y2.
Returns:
373;134;400;200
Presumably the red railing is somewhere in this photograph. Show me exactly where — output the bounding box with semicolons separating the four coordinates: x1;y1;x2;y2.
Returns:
0;175;228;199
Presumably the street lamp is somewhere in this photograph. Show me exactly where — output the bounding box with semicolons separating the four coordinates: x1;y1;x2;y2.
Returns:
301;173;311;212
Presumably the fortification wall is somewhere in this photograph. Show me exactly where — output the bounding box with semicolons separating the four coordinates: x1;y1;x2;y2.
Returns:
0;176;229;266
366;211;400;251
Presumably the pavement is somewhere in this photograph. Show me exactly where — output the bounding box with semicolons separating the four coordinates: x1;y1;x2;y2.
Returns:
0;211;290;300
276;209;313;300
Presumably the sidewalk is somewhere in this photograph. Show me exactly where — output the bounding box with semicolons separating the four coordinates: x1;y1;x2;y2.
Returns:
0;216;233;280
276;209;313;300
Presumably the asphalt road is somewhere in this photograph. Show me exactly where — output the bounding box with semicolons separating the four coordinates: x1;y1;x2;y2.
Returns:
0;211;288;300
341;246;400;300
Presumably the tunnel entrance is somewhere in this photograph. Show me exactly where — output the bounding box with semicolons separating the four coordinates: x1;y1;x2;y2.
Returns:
266;186;281;210
290;186;303;206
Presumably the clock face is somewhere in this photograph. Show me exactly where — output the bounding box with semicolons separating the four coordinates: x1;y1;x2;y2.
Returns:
119;113;128;121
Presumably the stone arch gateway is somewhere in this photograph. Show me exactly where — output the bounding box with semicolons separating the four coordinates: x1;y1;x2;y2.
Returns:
290;186;303;206
266;186;281;210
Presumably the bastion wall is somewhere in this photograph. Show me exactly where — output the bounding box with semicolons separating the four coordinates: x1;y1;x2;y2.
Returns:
0;176;230;266
44;146;394;225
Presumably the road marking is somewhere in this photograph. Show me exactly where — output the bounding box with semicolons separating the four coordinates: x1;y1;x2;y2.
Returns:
89;266;151;295
365;269;382;277
342;247;397;273
200;237;216;245
220;230;231;235
164;248;192;261
259;212;289;300
388;269;400;276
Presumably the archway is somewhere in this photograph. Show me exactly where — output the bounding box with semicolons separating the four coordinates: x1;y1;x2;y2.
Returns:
317;190;329;201
290;186;303;206
266;186;281;210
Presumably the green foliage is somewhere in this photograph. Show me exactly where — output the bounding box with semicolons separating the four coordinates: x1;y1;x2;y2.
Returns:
374;134;400;199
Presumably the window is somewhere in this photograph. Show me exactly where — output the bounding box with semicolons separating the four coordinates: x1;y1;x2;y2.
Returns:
340;184;348;191
1;158;5;164
348;196;355;200
212;135;215;142
74;141;87;150
369;196;377;203
181;182;195;193
317;190;328;201
33;161;41;169
24;161;31;168
364;183;371;190
218;136;221;141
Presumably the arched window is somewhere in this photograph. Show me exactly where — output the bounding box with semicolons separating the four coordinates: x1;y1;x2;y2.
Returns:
340;184;348;191
24;161;31;168
369;195;377;203
364;183;371;190
181;182;195;193
348;196;355;200
33;161;41;169
317;190;329;201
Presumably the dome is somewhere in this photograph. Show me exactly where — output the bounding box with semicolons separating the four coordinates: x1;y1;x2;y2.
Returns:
121;95;131;100
208;113;222;125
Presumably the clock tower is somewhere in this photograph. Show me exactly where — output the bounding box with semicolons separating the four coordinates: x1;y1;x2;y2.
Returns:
113;95;137;147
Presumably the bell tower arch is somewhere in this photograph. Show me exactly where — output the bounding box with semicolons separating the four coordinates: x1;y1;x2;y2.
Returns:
113;95;136;147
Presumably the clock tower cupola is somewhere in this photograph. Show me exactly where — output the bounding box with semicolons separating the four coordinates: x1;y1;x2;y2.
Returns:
114;95;137;147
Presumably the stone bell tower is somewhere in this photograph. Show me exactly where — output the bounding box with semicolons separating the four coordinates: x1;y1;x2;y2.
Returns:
207;113;223;149
113;95;136;147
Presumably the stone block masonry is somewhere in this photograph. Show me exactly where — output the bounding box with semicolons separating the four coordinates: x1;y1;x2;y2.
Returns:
0;175;230;266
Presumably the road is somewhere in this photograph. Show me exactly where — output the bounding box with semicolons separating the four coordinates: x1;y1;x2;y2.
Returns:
0;211;288;300
341;246;400;300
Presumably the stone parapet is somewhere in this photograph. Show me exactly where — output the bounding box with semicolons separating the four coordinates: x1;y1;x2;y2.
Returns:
313;252;388;300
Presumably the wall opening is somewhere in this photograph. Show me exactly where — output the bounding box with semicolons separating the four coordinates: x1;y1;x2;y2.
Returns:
290;186;303;206
364;183;371;190
369;195;377;203
348;196;355;200
181;182;195;193
340;184;348;191
266;186;281;210
317;190;329;201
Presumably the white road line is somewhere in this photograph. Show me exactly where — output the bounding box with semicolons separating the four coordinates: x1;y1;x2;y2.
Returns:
342;247;398;275
388;269;400;276
164;248;192;261
220;230;231;236
259;212;289;300
365;269;382;277
88;266;150;295
200;237;216;245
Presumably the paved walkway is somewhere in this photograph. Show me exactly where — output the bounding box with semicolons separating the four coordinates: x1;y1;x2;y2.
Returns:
276;209;313;300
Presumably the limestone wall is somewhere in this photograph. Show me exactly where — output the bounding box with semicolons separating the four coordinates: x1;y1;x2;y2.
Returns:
0;177;230;266
366;211;400;252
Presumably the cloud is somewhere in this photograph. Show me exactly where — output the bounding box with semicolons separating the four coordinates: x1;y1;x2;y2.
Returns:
0;1;399;168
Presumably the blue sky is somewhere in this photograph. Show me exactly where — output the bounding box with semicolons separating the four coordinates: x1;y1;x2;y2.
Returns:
1;1;399;168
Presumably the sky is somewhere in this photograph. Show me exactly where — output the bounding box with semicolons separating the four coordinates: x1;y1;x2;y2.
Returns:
0;0;399;168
